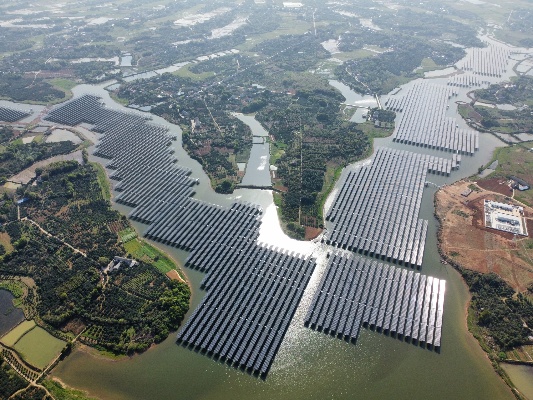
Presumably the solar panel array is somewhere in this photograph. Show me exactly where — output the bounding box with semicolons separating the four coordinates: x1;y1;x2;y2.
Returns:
0;106;30;122
305;252;445;348
447;74;487;88
386;82;479;154
145;200;262;256
324;148;429;268
43;93;449;374
45;94;265;254
46;95;123;126
178;244;315;376
425;154;457;176
44;95;317;376
45;94;199;212
456;42;511;77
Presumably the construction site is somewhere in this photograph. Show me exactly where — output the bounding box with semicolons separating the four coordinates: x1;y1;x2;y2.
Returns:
436;180;533;293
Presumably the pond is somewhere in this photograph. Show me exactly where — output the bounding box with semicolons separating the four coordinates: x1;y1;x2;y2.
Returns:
0;290;25;338
501;363;533;400
120;55;133;67
13;326;66;370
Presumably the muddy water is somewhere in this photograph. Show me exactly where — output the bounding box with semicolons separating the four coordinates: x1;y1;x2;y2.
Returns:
501;363;533;400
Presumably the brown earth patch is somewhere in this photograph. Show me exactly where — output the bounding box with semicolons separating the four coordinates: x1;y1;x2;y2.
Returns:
60;318;86;336
459;102;482;123
305;226;322;240
437;180;533;292
0;231;13;253
108;220;128;234
477;178;513;196
166;269;185;282
273;184;288;193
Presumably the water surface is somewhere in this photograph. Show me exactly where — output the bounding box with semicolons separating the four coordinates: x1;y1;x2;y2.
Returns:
233;113;271;187
329;79;378;108
501;363;533;400
51;80;513;400
0;290;25;338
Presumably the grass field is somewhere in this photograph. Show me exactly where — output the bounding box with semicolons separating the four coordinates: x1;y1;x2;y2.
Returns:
357;121;395;143
13;326;65;370
0;280;25;298
1;320;36;347
118;227;138;243
236;14;311;51
316;164;342;222
0;231;14;254
172;64;215;81
48;78;78;92
91;162;111;201
124;238;175;274
484;142;533;206
270;140;286;165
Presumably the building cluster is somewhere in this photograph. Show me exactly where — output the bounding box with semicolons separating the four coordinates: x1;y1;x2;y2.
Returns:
484;200;528;236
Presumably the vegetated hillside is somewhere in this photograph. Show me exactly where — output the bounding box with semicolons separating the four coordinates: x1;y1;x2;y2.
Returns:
0;74;67;104
116;45;373;238
118;74;254;193
332;6;477;95
480;143;533;207
476;76;533;105
0;161;190;354
458;268;533;354
256;84;370;238
336;32;466;95
463;76;533;135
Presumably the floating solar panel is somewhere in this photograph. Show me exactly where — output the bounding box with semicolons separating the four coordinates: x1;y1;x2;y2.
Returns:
146;200;263;265
44;94;447;377
456;42;511;77
45;95;318;377
305;252;445;350
0;106;30;123
44;94;198;222
447;74;486;88
324;147;434;268
385;82;479;154
177;245;316;376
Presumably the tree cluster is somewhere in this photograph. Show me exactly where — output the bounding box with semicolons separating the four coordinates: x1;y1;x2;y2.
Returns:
0;163;190;355
0;74;66;103
461;269;533;350
0;141;77;184
0;356;27;400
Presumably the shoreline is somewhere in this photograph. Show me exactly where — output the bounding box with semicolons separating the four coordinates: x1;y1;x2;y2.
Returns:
1;34;527;399
433;185;527;399
88;150;192;287
48;376;101;400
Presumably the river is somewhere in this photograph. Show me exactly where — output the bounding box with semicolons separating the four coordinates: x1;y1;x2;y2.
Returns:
232;113;272;188
47;55;519;398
